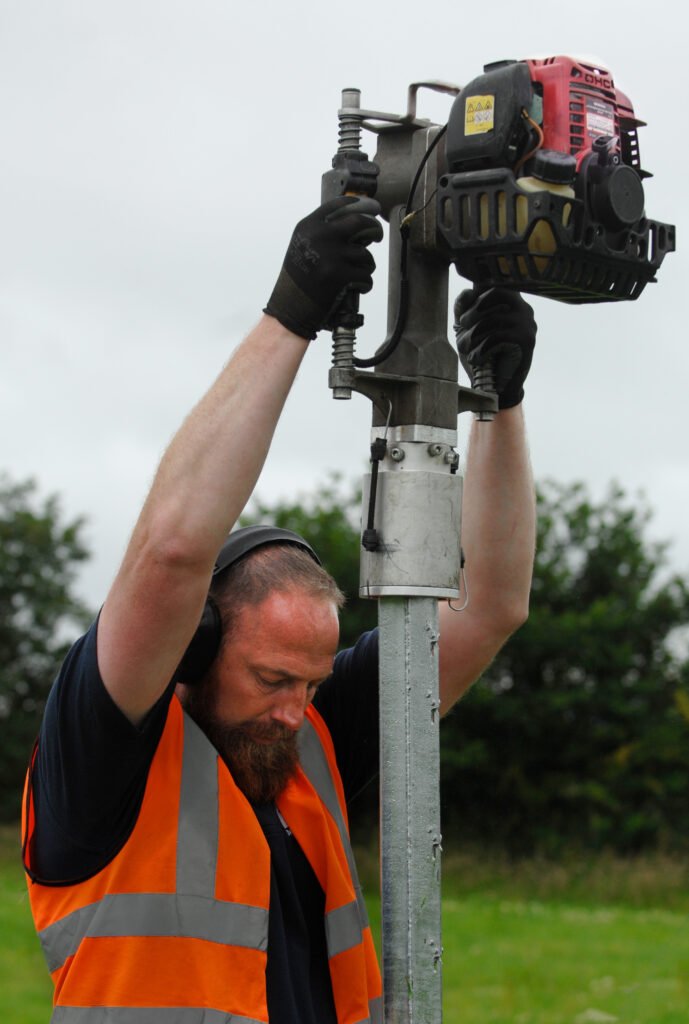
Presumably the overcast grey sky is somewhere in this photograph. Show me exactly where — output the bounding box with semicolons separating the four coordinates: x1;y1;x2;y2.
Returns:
0;0;686;608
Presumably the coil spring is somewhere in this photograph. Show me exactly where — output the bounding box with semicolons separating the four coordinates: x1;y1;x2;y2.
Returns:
338;117;362;153
473;365;495;393
473;364;496;422
331;325;355;367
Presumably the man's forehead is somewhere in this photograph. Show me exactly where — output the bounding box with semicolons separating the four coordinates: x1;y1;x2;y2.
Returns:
243;587;338;620
233;589;339;646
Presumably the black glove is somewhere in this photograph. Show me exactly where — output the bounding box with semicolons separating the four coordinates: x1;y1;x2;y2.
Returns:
264;196;384;341
453;287;537;409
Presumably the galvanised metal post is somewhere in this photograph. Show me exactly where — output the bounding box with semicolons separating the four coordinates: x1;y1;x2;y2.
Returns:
326;88;495;1023
363;130;457;1022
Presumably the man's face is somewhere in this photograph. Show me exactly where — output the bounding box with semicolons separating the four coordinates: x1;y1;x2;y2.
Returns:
180;588;339;804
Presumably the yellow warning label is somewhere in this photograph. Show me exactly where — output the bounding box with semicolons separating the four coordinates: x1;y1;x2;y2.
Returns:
465;94;495;136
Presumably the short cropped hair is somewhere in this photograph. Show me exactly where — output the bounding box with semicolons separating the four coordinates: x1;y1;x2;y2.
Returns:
209;543;345;646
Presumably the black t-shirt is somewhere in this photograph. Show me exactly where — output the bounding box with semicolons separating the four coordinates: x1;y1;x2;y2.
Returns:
29;620;380;1024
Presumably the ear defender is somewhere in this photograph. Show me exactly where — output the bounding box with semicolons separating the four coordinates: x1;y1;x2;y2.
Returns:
174;525;321;685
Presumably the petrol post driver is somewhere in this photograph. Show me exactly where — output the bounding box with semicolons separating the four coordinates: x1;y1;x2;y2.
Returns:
438;56;674;300
319;55;675;1024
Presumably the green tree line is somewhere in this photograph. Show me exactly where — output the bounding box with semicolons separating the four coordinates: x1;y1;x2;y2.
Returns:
0;476;91;821
2;472;689;854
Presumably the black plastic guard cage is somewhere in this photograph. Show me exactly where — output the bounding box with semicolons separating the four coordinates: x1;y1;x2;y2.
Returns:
437;169;676;303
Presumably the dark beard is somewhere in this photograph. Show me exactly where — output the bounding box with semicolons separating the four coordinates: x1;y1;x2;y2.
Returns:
182;686;299;804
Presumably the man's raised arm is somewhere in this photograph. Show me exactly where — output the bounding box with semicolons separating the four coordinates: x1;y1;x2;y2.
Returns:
439;288;538;713
97;198;383;724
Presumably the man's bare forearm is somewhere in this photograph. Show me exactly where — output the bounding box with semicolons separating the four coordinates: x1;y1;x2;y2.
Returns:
438;405;536;711
462;405;535;629
97;315;308;723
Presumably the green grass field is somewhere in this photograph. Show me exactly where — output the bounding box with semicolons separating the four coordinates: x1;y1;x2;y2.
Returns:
0;827;53;1019
4;827;688;1022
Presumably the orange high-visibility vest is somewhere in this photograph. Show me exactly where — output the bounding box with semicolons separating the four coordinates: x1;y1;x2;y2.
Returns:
23;697;382;1024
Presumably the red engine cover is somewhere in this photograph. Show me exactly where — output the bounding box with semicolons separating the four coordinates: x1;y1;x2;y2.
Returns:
526;56;645;173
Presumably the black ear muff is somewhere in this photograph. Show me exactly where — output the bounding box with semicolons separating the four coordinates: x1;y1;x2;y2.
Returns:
174;525;321;685
174;597;222;685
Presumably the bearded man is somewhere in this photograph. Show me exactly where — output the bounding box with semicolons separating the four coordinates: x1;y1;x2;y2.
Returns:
23;197;536;1024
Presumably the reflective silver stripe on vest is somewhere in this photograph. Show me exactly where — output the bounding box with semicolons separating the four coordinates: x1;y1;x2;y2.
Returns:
299;719;382;1017
351;995;383;1024
298;719;370;938
51;1007;266;1023
369;994;384;1023
38;892;269;973
39;712;268;975
178;712;220;897
325;898;365;957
